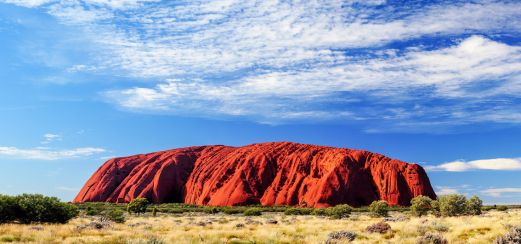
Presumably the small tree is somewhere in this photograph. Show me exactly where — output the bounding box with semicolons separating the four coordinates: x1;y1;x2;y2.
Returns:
203;206;219;214
0;195;17;223
86;206;99;216
497;205;508;211
369;200;389;217
152;207;158;217
284;207;313;215
103;208;126;223
243;208;262;216
312;208;327;216
431;200;441;217
465;195;483;215
127;198;149;215
326;204;352;219
438;194;467;217
410;195;433;217
14;194;78;224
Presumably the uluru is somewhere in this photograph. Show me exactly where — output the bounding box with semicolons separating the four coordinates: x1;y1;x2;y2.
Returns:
74;142;436;207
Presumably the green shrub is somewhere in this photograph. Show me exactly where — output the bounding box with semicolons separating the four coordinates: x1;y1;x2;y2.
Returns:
326;204;352;219
410;195;434;217
14;194;78;224
222;208;243;214
311;208;327;216
203;207;220;214
438;194;467;217
243;208;262;216
127;198;149;215
301;208;313;215
284;207;313;215
284;208;300;215
103;208;125;223
86;206;99;216
431;222;450;232
369;200;389;217
431;200;441;216
0;195;17;223
497;205;508;211
482;206;495;211
152;206;158;217
465;195;483;215
162;208;186;214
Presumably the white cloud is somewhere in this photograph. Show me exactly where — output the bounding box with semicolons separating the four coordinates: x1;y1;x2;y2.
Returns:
427;157;521;172
106;36;521;123
481;188;521;197
82;0;158;9
2;0;54;7
77;1;521;79
3;0;521;129
2;0;156;9
66;65;98;73
41;133;62;144
436;186;460;195
0;146;106;160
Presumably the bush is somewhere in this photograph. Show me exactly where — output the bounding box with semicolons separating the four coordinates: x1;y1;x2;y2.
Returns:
465;195;482;215
430;200;441;217
284;207;313;215
438;194;466;217
431;222;449;232
0;195;17;223
366;222;391;234
411;196;434;217
326;231;357;244
243;208;262;216
127;198;149;215
17;194;78;224
482;205;495;211
311;208;328;216
2;194;78;224
86;206;99;216
222;208;243;214
497;205;508;211
326;204;352;219
203;207;220;214
369;200;389;217
102;208;125;223
494;226;521;244
416;233;448;244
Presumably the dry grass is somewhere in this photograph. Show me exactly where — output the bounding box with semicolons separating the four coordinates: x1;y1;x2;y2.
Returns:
0;209;519;243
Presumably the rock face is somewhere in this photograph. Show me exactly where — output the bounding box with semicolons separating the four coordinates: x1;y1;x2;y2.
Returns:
74;142;436;207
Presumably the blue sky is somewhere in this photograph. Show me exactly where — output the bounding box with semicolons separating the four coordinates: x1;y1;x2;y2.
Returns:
0;0;520;204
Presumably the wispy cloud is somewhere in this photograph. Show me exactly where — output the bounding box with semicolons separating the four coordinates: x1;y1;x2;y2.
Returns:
106;36;521;124
2;0;157;9
481;188;521;197
3;0;521;130
2;0;53;8
427;157;521;172
436;186;460;195
0;146;106;160
41;133;62;144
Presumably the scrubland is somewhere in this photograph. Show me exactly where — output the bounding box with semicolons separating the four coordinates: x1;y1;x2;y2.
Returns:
0;209;519;244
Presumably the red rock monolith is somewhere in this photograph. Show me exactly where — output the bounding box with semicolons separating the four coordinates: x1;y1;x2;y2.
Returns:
74;142;436;207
